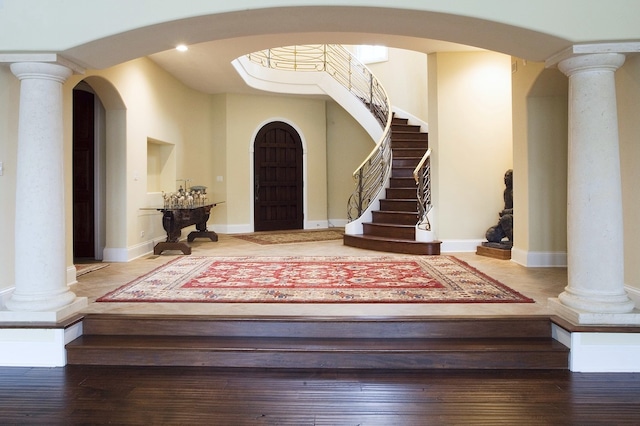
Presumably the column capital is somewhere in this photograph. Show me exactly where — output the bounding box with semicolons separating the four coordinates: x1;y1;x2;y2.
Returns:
10;61;73;83
546;41;640;68
557;53;625;77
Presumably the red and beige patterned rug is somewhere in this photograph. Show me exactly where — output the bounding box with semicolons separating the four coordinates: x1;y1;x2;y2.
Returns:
97;256;533;304
232;229;344;245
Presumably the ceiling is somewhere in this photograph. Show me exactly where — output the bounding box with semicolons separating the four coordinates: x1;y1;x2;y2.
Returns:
147;33;483;95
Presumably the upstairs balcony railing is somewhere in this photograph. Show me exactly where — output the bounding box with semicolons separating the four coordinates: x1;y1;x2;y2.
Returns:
247;44;392;222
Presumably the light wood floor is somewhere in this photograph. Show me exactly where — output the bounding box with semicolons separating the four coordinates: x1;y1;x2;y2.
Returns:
74;233;567;318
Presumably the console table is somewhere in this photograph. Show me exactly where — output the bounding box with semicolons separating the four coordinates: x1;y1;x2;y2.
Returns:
153;202;222;255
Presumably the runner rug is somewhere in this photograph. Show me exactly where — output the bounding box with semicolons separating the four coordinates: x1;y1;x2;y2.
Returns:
232;229;344;245
97;256;533;304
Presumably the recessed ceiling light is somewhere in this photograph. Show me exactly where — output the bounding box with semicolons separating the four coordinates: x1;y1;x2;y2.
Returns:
176;44;188;52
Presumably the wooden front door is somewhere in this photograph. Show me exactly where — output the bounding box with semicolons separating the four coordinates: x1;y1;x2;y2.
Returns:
254;121;303;231
72;89;95;258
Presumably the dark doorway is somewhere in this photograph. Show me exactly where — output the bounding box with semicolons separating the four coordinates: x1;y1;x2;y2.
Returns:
72;89;95;259
253;121;304;231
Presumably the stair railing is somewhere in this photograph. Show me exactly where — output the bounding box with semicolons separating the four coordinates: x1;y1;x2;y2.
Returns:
413;148;432;230
246;44;392;222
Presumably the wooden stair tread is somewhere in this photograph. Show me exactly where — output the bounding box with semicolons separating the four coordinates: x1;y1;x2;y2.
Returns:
345;233;426;243
68;335;567;352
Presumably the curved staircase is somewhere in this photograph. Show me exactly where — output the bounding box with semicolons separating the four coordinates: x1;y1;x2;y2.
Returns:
344;115;441;255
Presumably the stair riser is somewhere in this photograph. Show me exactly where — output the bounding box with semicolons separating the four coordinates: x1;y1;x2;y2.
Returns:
363;223;415;239
391;124;422;132
379;199;417;212
389;178;415;188
67;350;568;370
392;168;416;178
392;132;429;141
385;188;417;200
344;234;441;255
393;149;428;158
393;158;420;168
392;141;429;149
373;211;417;225
81;317;554;339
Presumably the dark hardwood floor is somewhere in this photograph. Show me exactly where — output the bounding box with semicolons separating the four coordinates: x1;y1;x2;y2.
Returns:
1;366;639;424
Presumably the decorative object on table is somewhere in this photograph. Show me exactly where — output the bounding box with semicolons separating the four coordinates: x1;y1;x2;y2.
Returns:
96;255;533;304
232;229;344;245
161;183;208;209
477;169;513;260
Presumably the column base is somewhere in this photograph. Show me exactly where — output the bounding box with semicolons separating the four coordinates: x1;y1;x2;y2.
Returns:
0;297;88;322
558;288;635;314
549;297;640;325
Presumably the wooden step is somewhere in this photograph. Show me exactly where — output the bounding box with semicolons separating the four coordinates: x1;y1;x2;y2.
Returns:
379;199;417;212
363;222;415;239
391;140;429;149
385;187;417;199
373;210;418;225
391;123;422;133
66;315;569;369
392;131;428;141
389;177;416;188
392;167;416;178
393;148;428;158
393;157;421;168
344;234;441;255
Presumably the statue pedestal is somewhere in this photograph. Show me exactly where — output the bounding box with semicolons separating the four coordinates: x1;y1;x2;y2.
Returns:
476;242;512;260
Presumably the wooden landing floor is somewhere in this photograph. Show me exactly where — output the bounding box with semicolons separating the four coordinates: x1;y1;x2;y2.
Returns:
1;365;639;424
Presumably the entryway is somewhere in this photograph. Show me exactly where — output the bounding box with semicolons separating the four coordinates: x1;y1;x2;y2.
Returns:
253;121;303;231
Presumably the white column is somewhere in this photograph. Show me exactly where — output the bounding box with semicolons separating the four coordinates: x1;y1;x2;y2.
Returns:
556;53;634;315
5;62;79;312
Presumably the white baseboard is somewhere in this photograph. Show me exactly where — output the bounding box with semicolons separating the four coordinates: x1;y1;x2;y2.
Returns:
626;285;640;306
305;220;329;229
511;248;567;267
328;219;348;228
440;239;483;253
67;265;77;286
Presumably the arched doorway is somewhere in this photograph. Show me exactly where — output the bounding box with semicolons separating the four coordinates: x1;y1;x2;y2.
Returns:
72;82;106;260
253;121;304;231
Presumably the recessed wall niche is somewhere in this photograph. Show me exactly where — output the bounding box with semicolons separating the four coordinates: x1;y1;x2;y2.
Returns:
147;138;176;193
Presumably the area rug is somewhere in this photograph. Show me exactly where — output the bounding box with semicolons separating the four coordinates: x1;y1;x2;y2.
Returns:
96;256;533;304
76;263;109;276
232;229;344;245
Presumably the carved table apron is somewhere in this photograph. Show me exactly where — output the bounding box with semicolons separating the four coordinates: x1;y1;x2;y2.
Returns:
153;203;219;255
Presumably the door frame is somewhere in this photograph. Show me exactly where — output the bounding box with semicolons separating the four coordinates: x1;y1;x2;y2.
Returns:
250;118;308;232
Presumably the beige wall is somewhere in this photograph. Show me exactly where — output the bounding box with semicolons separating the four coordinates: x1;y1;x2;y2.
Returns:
62;57;215;262
326;101;376;224
365;48;428;121
617;54;640;290
428;51;513;242
223;93;328;231
511;59;569;259
0;66;19;291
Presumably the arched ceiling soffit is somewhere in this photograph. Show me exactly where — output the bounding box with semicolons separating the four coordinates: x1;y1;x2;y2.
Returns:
63;6;569;68
61;6;571;95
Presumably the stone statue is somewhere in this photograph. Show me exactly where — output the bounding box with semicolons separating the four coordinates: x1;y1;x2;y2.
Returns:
484;169;513;249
